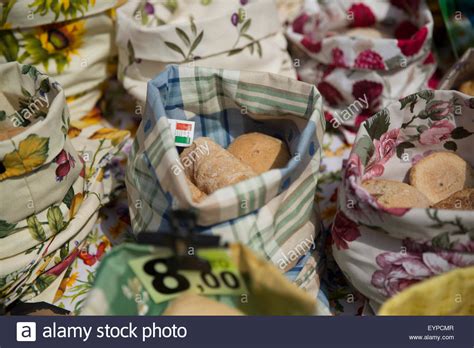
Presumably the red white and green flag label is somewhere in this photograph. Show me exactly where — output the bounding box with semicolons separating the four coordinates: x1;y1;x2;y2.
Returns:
168;119;195;147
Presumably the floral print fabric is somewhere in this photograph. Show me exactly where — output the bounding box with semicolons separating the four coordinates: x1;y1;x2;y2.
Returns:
48;147;134;314
0;0;119;120
331;89;474;308
0;0;117;29
287;0;436;138
117;0;295;104
0;62;129;306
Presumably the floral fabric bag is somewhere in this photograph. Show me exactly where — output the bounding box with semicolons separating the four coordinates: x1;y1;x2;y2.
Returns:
116;0;296;104
0;62;129;306
125;65;325;299
0;0;120;120
276;0;304;24
331;89;474;309
287;0;436;138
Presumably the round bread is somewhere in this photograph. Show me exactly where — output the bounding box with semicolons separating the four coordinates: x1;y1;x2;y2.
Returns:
345;27;389;39
180;137;256;194
409;152;472;204
163;293;244;316
185;176;207;203
459;80;474;96
227;132;291;174
432;189;474;210
362;179;431;208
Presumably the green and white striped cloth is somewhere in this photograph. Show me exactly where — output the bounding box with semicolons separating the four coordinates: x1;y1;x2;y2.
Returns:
125;65;325;293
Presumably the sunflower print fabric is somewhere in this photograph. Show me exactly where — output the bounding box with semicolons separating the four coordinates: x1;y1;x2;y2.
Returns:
0;0;110;29
22;20;85;73
0;0;120;120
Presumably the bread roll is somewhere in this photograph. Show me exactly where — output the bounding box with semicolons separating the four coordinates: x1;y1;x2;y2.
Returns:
180;137;256;194
459;80;474;96
227;132;290;174
409;152;472;204
185;176;207;203
432;189;474;210
362;179;431;208
345;27;389;39
163;293;244;316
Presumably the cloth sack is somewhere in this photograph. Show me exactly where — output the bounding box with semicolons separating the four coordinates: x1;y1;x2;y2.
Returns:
116;0;296;104
331;89;474;309
276;0;304;24
126;65;325;294
81;243;317;315
0;62;129;306
0;0;120;120
286;0;436;136
379;267;474;315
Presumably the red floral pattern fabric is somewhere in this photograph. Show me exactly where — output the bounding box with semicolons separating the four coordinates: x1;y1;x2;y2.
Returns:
287;0;436;140
348;3;376;28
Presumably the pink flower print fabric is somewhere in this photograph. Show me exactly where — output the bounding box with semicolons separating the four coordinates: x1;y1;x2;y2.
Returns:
331;89;474;308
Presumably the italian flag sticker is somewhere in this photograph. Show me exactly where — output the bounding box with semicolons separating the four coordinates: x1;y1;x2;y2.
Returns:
168;119;195;147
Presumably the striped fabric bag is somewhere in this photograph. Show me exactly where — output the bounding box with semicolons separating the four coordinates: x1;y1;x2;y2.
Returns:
126;65;325;297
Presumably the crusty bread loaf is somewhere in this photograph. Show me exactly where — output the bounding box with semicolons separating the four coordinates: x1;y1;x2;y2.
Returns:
459;80;474;96
180;137;256;194
432;189;474;210
163;293;244;316
409;152;472;204
227;132;290;174
345;27;389;39
362;179;431;208
185;176;207;203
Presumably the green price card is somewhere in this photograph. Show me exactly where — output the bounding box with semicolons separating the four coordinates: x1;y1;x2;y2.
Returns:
129;248;248;304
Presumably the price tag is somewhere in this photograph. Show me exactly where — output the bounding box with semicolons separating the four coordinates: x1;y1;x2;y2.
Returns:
129;248;247;304
168;119;195;147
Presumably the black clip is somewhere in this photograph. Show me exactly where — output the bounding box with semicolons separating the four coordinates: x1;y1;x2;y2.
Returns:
136;210;220;272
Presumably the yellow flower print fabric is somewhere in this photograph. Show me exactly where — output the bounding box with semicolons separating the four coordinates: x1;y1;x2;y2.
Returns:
0;134;49;180
25;20;86;73
0;0;109;29
0;0;120;120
